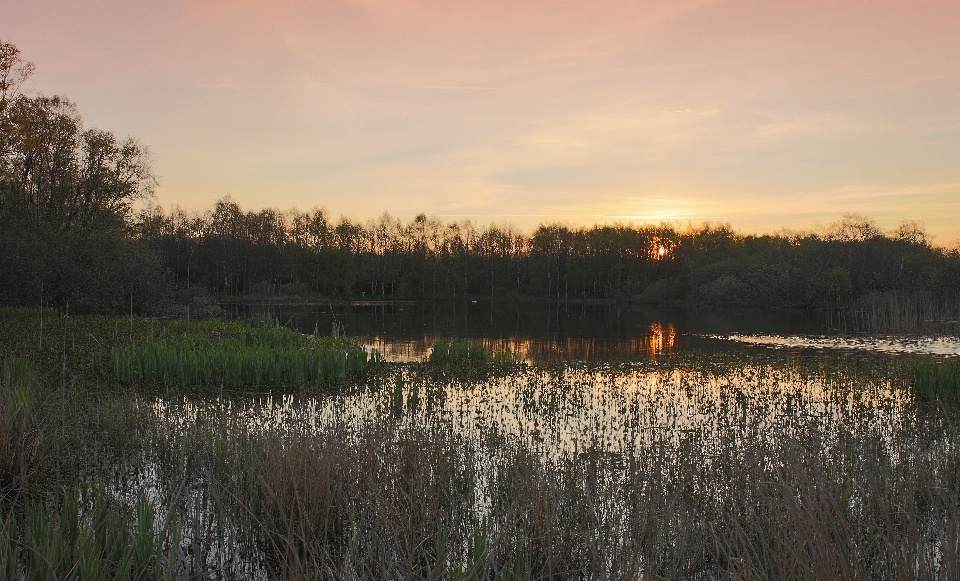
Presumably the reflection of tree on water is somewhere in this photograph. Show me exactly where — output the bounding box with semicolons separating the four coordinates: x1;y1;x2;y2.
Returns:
364;322;679;363
645;322;677;357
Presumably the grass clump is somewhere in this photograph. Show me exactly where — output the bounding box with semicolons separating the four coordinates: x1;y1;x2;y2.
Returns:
0;357;41;506
429;339;491;368
912;357;960;400
2;487;182;581
110;323;381;390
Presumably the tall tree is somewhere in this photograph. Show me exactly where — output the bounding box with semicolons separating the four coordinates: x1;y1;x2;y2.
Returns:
0;39;167;312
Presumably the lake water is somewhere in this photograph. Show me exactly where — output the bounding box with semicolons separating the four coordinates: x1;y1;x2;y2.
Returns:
222;299;960;361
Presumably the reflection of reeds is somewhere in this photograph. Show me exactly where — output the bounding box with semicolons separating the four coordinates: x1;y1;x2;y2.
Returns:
142;388;959;580
834;290;960;335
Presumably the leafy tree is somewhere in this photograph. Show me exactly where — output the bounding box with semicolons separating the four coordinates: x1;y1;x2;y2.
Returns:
0;39;169;313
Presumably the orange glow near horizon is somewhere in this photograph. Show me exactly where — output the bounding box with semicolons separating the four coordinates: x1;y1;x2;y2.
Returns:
3;0;959;240
649;236;677;260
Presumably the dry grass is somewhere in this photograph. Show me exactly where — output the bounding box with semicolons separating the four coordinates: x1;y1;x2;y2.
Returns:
139;359;960;580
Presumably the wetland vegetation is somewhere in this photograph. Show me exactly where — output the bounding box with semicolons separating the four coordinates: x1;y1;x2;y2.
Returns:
1;308;959;579
3;37;960;580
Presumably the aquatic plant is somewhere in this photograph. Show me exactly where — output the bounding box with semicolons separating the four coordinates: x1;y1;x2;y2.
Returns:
0;306;58;320
1;487;182;580
2;314;959;579
111;333;379;390
0;357;41;506
912;357;960;400
429;339;491;368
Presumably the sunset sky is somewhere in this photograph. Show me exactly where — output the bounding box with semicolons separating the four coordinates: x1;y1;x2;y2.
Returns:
3;0;959;240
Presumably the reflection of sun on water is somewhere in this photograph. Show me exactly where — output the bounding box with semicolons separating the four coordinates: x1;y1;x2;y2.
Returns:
646;322;677;357
157;359;910;467
367;323;678;363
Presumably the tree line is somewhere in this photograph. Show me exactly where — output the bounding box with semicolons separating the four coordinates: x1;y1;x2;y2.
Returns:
139;200;960;309
2;38;958;314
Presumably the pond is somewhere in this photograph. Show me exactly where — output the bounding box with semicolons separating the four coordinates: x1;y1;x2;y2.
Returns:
222;299;960;361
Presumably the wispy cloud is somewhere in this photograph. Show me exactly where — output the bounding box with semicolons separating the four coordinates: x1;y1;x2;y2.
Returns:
5;0;960;237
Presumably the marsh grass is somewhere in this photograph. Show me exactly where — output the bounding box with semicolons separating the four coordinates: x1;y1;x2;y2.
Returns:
428;339;516;373
1;314;959;579
109;336;377;390
126;353;957;580
429;339;491;368
835;290;960;335
3;487;183;581
139;389;959;580
912;357;960;400
0;357;40;505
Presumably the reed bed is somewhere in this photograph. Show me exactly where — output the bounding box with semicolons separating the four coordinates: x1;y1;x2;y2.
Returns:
1;488;182;581
130;353;955;580
429;339;492;368
0;357;38;506
0;307;58;321
835;290;960;335
109;337;377;389
2;313;959;579
912;357;960;400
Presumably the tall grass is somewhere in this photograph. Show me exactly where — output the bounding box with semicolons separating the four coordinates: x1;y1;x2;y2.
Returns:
110;340;374;389
3;314;959;579
0;356;185;580
912;357;960;400
429;339;491;368
1;357;41;506
141;382;959;580
835;290;960;335
1;488;183;581
108;323;381;390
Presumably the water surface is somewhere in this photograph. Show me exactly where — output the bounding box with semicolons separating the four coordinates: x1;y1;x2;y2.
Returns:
223;299;960;361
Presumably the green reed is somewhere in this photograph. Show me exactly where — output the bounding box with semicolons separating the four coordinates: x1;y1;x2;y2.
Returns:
2;487;182;581
4;312;959;579
429;339;491;368
110;324;381;389
912;357;960;400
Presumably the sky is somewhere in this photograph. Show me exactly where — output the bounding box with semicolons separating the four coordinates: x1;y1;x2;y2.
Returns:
3;0;960;241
